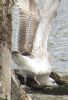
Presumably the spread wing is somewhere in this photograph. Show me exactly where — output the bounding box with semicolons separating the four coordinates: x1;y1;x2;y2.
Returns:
12;0;40;55
32;0;60;57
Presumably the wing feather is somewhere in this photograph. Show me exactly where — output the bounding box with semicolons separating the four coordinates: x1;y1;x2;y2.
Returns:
12;0;40;55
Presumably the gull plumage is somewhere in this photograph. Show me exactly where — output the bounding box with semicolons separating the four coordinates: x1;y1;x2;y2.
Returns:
12;51;51;85
12;0;60;86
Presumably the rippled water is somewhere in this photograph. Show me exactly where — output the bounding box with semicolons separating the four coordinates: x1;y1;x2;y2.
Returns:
48;0;68;75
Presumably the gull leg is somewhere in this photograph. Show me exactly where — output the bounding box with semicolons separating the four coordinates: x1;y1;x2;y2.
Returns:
23;76;30;91
34;76;40;85
24;76;27;86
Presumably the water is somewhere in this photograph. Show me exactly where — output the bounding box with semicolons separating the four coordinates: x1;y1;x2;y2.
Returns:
48;0;68;75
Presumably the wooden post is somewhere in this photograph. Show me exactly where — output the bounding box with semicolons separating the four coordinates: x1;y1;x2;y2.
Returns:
2;0;12;50
0;44;11;100
0;0;12;100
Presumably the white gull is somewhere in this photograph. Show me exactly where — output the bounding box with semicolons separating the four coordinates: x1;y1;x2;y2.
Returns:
12;0;60;86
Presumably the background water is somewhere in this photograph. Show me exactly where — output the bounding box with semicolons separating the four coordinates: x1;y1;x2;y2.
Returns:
48;0;68;75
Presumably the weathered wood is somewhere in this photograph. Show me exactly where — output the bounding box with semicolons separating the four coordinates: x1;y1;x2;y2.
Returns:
0;43;11;100
50;72;68;85
0;0;12;100
11;70;32;100
0;0;3;36
2;0;12;50
0;0;32;100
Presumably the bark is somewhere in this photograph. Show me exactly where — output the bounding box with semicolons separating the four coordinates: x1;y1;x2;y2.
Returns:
0;0;12;100
0;44;11;100
2;0;12;50
0;0;3;33
0;0;32;100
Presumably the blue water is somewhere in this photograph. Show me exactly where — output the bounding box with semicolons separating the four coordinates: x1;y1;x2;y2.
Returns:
48;0;68;75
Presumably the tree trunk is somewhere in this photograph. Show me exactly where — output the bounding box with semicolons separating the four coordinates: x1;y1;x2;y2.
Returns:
0;44;11;100
0;0;32;100
1;0;12;50
0;0;12;100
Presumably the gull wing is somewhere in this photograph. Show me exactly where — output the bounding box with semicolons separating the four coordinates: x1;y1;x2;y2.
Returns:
12;0;40;55
32;0;61;57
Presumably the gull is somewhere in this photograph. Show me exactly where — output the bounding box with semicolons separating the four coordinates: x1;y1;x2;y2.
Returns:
12;0;60;86
12;51;51;85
